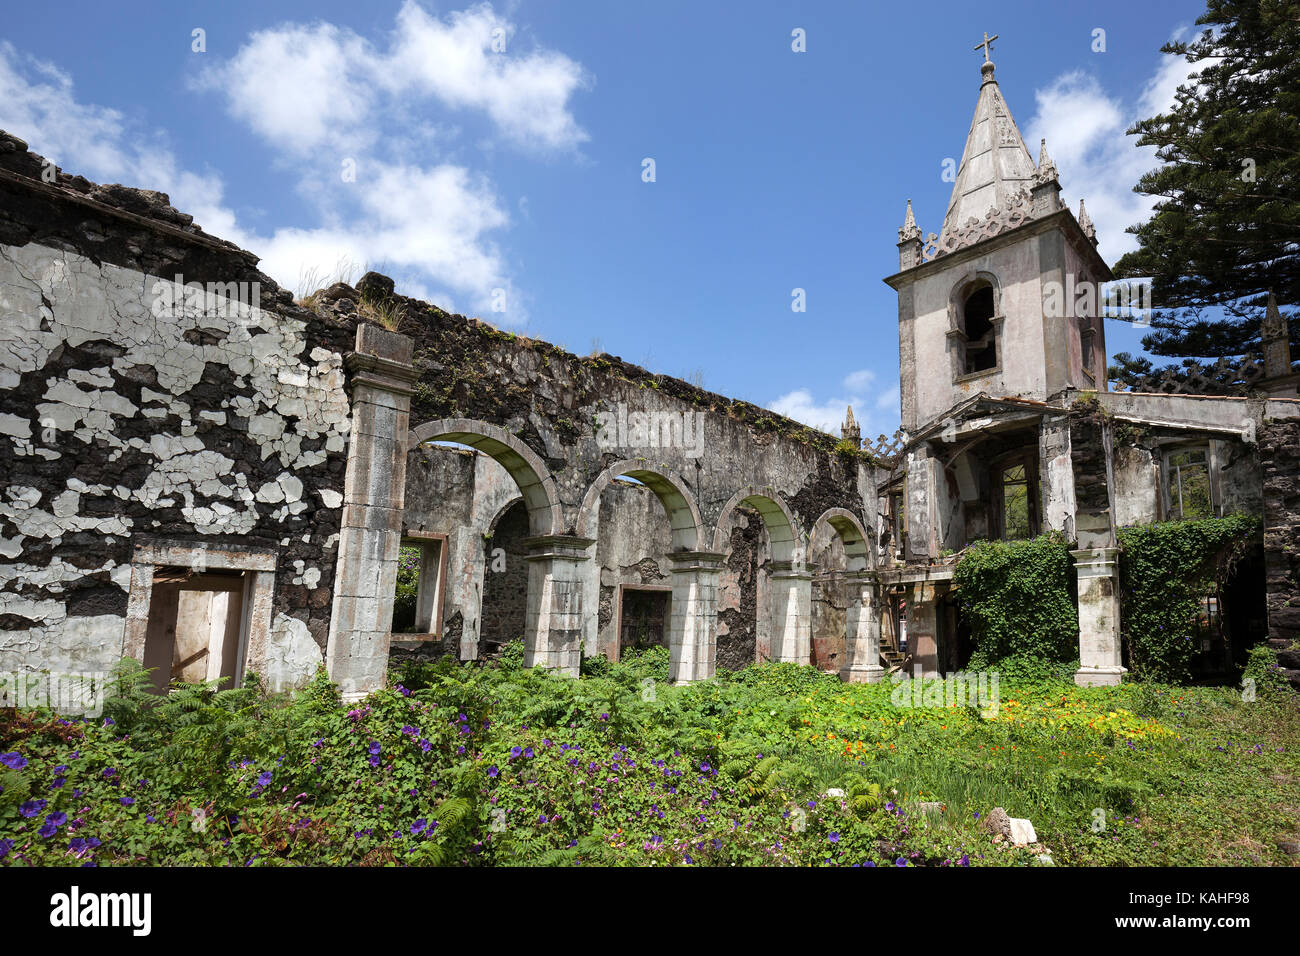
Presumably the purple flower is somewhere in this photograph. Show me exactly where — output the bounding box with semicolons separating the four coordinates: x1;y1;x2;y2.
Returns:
38;821;58;838
829;832;840;843
864;860;876;867
524;747;534;759
411;819;428;835
0;838;12;859
120;797;134;806
0;752;26;770
102;767;116;778
958;854;970;867
257;771;273;787
397;685;411;697
895;857;908;867
51;777;66;790
599;713;609;722
368;755;381;768
367;741;381;756
419;739;432;752
488;765;499;778
510;746;522;759
19;799;46;818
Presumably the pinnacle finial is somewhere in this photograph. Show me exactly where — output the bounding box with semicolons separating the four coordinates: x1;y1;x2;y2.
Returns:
1265;290;1284;334
1078;199;1096;241
1032;138;1059;190
841;405;862;447
898;198;921;243
974;31;998;62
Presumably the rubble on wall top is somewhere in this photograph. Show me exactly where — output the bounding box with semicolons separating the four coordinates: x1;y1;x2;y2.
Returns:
0;129;251;257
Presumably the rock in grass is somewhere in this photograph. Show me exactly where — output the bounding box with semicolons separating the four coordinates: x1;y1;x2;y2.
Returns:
982;807;1012;839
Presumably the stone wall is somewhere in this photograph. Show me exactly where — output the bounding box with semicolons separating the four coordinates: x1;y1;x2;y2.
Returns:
0;133;354;686
1260;419;1300;649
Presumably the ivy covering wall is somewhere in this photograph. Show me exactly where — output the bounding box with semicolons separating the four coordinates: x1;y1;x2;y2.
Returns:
953;533;1079;681
1117;514;1261;682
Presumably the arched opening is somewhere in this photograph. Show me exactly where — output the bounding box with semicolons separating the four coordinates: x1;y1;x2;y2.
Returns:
480;498;530;659
712;488;807;666
577;461;704;662
398;418;568;666
809;509;875;675
961;283;998;374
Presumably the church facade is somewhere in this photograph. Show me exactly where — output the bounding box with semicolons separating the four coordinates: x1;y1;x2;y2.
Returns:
1;48;1297;702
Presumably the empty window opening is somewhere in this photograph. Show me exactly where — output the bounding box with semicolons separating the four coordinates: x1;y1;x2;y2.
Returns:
618;587;670;656
142;569;247;694
993;456;1039;541
1165;448;1213;520
391;535;446;635
962;284;997;374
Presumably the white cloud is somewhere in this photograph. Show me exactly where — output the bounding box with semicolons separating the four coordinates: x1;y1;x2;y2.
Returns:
196;0;589;156
0;2;589;322
769;369;900;441
1024;31;1208;265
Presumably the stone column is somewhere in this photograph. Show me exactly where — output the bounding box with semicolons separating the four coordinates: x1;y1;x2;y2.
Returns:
522;535;594;676
667;551;725;684
840;570;885;683
768;561;812;663
907;581;939;674
1072;547;1126;686
326;324;417;700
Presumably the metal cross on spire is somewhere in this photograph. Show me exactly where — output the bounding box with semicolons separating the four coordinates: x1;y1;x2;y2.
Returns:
974;31;998;62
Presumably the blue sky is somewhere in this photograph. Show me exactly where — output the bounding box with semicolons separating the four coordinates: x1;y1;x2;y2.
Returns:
1;0;1207;441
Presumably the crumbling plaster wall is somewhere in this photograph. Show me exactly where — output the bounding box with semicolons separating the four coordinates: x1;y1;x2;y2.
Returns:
0;136;355;685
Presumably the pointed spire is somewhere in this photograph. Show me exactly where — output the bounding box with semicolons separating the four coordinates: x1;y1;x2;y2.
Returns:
1078;199;1096;242
940;48;1036;245
1262;290;1295;391
1034;138;1057;181
898;199;921;242
842;405;862;448
1264;290;1286;338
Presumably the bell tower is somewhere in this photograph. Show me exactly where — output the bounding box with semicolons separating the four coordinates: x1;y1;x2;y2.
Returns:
884;37;1112;433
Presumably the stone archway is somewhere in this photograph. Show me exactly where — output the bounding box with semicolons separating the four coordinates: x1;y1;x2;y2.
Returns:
578;460;715;683
408;418;583;674
811;508;884;683
712;486;809;665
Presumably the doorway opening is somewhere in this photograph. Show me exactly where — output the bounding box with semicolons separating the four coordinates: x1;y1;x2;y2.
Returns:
141;568;248;694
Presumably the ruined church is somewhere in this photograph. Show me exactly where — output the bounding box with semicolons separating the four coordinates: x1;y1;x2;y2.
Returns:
2;48;1297;701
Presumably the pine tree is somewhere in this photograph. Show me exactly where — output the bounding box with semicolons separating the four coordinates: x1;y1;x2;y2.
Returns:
1110;0;1300;388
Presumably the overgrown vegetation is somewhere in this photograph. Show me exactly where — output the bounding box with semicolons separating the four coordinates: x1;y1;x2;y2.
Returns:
3;648;1295;867
954;533;1080;680
1118;514;1262;682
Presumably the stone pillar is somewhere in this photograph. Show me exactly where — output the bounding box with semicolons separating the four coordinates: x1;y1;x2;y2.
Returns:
1072;547;1126;686
840;570;885;683
522;535;594;676
907;581;939;674
667;551;725;684
326;324;418;700
768;561;812;663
